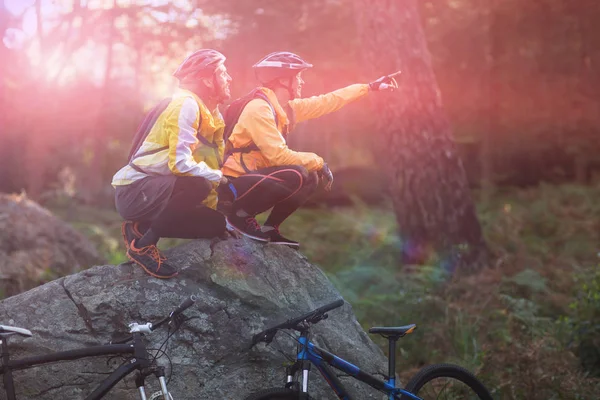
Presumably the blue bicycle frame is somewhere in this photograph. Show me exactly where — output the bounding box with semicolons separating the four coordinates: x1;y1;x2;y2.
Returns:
294;335;420;400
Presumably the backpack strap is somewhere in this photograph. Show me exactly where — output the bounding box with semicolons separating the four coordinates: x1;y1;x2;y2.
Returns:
196;133;218;148
128;145;169;176
254;91;279;128
223;89;285;172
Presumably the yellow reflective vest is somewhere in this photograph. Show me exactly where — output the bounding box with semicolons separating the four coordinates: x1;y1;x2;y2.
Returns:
112;88;224;209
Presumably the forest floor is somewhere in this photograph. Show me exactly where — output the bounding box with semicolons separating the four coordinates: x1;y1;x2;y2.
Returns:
45;183;600;399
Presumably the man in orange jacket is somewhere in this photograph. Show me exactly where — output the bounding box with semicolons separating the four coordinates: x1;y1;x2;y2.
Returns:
220;51;399;248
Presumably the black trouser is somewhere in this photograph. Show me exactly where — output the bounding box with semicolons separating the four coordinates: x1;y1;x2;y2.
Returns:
139;176;226;240
226;165;319;227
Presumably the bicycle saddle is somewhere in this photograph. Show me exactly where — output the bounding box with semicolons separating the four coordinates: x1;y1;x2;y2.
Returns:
368;324;416;337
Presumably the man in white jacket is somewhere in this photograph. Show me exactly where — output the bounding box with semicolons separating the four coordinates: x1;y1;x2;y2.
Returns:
111;49;232;278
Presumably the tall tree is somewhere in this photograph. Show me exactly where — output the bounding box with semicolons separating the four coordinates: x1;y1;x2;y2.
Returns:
353;0;488;270
80;0;117;204
569;0;600;183
0;1;11;192
481;0;497;203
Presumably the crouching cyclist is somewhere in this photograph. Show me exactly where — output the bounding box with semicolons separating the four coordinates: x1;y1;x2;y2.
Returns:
220;51;399;248
111;49;233;278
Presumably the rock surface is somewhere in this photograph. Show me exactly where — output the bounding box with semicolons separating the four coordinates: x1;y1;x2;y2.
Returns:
0;193;103;298
0;237;389;399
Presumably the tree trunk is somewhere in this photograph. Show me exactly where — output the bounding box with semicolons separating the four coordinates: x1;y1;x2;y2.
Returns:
353;0;488;271
0;2;10;192
570;0;598;184
81;1;117;204
481;0;496;204
22;0;48;199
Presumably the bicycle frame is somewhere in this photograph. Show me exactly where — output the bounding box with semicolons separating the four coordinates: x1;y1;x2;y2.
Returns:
293;335;421;400
1;333;162;400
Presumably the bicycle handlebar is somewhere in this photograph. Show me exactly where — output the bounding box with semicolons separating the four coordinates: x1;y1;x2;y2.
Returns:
252;299;344;346
170;295;197;317
152;295;197;331
110;295;197;344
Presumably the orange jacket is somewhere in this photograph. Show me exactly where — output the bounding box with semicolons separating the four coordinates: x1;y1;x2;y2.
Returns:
221;84;369;177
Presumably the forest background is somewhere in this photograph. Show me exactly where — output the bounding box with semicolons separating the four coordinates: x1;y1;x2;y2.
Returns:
1;0;599;398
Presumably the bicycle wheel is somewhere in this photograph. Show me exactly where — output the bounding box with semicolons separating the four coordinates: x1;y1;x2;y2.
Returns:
400;363;493;400
244;387;313;400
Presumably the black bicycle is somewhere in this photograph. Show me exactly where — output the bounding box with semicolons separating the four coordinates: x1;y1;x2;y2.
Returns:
1;295;197;400
245;299;493;400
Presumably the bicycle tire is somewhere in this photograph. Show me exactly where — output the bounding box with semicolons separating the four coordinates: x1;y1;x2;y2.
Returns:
400;363;493;400
243;387;313;400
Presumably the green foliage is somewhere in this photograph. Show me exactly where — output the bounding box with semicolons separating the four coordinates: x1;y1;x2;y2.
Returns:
478;183;600;268
330;263;461;366
500;294;554;337
325;248;489;371
505;268;547;294
39;183;600;396
330;264;448;320
264;203;401;274
561;267;600;376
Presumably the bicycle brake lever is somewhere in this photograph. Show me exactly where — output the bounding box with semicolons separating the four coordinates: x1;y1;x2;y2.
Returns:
297;320;310;330
169;313;186;329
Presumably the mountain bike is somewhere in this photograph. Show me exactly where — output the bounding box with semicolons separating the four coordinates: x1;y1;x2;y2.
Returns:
245;299;493;400
1;295;197;400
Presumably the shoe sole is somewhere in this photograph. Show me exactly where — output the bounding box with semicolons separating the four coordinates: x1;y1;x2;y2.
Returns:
226;219;269;242
269;241;300;249
121;222;143;251
126;251;178;279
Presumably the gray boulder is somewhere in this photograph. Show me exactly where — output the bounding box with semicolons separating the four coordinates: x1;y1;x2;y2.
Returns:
0;193;103;298
0;237;389;399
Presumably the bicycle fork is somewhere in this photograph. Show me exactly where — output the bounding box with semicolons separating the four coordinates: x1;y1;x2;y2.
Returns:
292;334;313;394
301;360;311;392
136;366;170;400
286;360;311;393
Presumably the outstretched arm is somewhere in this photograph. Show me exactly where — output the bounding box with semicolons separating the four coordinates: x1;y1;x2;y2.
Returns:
289;71;401;124
289;83;369;124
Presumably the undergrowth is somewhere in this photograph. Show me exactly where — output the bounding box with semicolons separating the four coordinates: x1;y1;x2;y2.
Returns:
43;183;600;399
